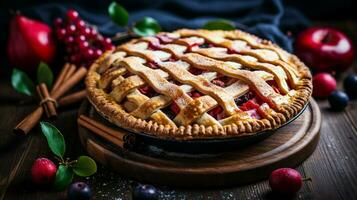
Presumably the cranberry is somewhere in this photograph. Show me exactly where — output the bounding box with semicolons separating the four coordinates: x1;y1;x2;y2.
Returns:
54;18;63;28
84;48;94;59
83;27;91;37
95;49;103;57
31;158;57;184
79;41;89;51
75;20;86;31
66;24;76;35
56;28;67;40
65;36;75;45
66;9;79;21
269;168;303;194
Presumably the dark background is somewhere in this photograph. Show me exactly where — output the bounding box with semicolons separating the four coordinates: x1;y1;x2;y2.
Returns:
1;0;356;54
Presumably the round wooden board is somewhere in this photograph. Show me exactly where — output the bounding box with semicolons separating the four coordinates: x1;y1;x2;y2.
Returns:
78;99;321;188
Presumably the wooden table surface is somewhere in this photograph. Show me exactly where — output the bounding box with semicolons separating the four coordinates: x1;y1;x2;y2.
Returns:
1;21;356;200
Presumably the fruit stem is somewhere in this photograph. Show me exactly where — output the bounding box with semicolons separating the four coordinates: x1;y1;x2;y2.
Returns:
321;32;333;44
302;177;312;182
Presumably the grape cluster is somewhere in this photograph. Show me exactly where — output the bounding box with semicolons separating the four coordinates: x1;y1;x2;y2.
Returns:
54;9;115;67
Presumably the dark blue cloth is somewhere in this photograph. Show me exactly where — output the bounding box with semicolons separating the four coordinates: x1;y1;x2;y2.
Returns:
2;0;311;52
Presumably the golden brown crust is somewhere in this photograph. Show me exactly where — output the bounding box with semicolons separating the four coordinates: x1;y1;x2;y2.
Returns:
85;29;312;140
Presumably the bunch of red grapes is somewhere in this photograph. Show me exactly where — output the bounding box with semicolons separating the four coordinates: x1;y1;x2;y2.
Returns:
54;9;115;67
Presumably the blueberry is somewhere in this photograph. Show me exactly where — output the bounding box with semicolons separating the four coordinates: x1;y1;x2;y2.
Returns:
132;184;159;200
67;182;92;200
328;90;349;111
344;75;357;98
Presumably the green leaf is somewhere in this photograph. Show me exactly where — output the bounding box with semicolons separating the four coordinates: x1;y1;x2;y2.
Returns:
73;156;97;177
40;122;66;159
108;1;129;27
53;165;73;190
203;20;235;30
37;62;53;88
11;68;35;96
133;17;161;37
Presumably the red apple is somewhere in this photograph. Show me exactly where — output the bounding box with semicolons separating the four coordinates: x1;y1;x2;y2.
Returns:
7;13;56;72
31;158;57;184
312;73;337;98
295;27;355;72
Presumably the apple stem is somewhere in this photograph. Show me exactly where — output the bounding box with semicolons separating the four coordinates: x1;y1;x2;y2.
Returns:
321;32;333;44
302;177;312;182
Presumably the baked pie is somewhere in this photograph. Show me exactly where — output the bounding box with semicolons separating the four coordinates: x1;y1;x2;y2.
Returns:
86;29;312;140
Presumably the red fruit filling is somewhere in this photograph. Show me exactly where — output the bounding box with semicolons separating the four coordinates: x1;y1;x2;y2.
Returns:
239;99;260;111
227;48;238;54
211;78;225;87
123;72;133;78
170;102;180;115
208;106;225;120
138;86;157;97
188;67;204;75
266;80;281;94
148;41;160;50
147;61;159;69
156;35;174;44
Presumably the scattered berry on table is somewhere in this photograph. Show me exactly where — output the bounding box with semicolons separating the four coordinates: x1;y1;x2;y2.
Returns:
269;168;303;194
132;184;159;200
67;182;92;200
312;73;337;98
31;158;57;184
344;74;357;98
328;90;349;111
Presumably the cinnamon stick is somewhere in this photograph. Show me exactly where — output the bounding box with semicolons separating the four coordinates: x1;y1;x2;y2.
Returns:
78;115;126;148
37;83;57;118
51;63;71;92
14;65;88;135
58;90;86;106
14;107;44;135
51;67;87;100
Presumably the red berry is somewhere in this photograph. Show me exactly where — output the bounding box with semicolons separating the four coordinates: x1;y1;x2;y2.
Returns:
88;28;97;38
95;49;103;57
269;168;303;194
79;41;89;50
31;158;57;184
54;18;63;28
56;28;67;40
66;9;79;21
65;36;75;45
105;44;115;51
312;73;337;98
83;27;91;37
84;48;94;59
75;20;86;31
75;35;86;44
66;24;76;35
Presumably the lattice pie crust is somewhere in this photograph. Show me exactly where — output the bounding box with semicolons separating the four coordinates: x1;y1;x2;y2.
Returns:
86;29;312;140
